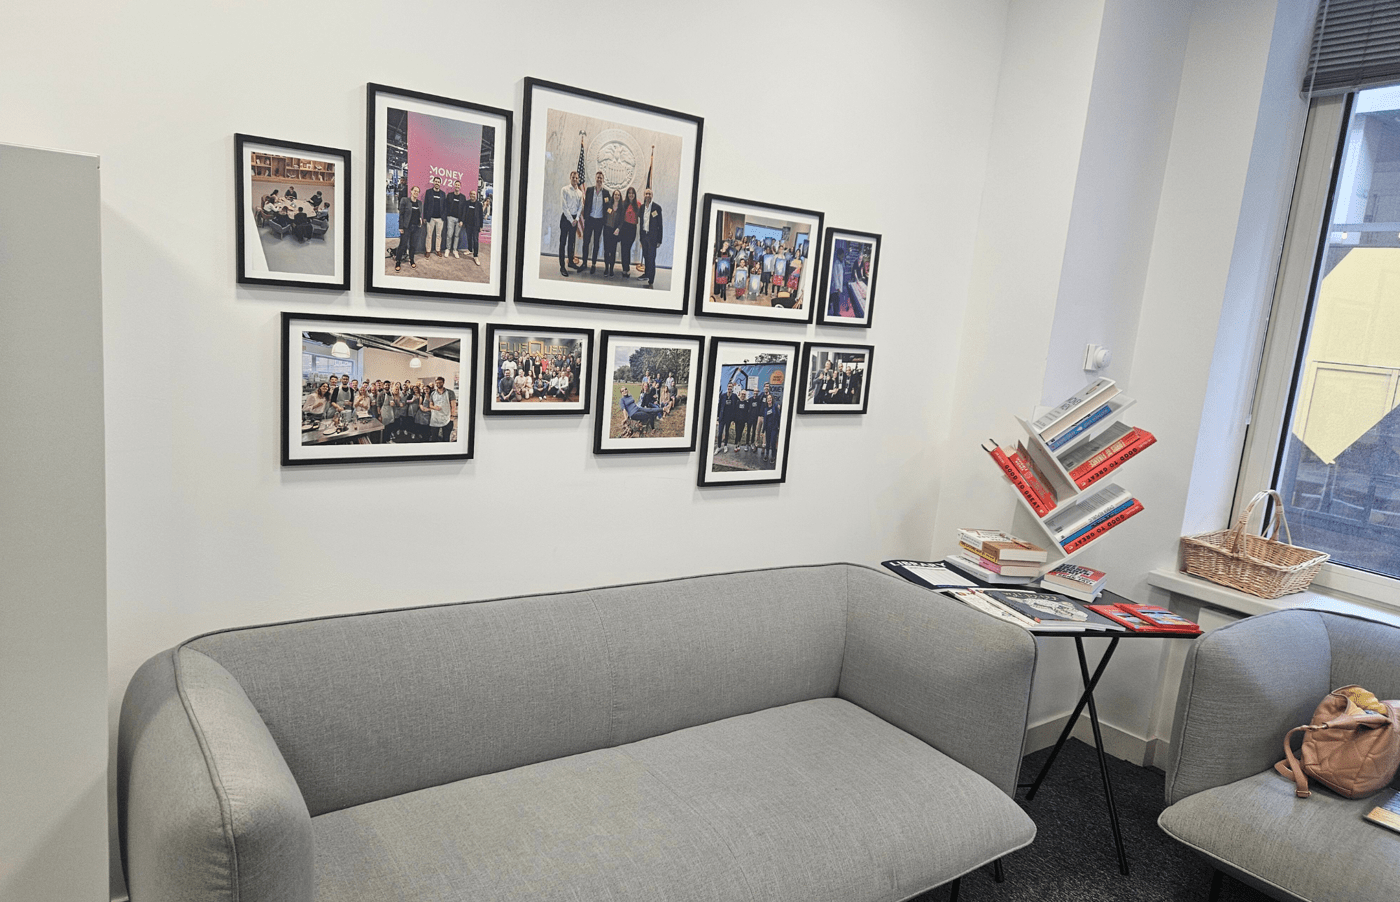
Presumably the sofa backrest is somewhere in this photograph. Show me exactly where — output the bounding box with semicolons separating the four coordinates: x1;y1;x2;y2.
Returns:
183;563;852;816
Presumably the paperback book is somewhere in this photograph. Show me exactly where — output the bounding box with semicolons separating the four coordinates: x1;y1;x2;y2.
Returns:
1031;377;1117;439
1065;425;1157;490
956;529;1048;563
1044;484;1132;541
1364;789;1400;834
1040;563;1108;602
941;588;1038;628
1117;603;1201;633
954;546;1042;577
942;553;1037;585
881;559;980;590
982;440;1054;516
985;590;1125;632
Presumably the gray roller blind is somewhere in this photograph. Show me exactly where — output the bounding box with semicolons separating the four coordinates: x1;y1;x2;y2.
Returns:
1304;0;1400;97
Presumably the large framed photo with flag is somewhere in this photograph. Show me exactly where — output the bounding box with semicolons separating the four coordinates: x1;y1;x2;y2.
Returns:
515;78;703;315
696;337;799;487
365;83;512;303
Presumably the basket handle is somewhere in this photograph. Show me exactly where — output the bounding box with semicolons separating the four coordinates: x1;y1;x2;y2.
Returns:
1225;490;1293;555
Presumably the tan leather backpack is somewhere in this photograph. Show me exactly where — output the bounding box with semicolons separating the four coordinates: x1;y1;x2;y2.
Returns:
1275;685;1400;799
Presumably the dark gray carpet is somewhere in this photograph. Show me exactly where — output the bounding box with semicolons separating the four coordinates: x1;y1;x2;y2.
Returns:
911;738;1275;901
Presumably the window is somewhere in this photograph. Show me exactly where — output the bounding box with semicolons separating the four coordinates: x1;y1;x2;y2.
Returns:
1240;85;1400;607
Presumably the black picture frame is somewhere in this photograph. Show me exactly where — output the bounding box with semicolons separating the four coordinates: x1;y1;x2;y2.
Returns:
236;134;351;291
483;322;595;416
514;77;704;316
364;83;513;303
593;330;706;454
797;342;874;415
815;228;881;328
696;336;801;487
281;312;478;466
694;194;824;325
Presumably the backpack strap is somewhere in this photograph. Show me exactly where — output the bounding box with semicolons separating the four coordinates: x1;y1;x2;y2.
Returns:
1275;726;1314;797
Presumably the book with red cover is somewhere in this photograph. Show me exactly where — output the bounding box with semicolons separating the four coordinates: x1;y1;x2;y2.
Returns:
1116;603;1201;633
1071;428;1157;490
955;545;1042;577
956;529;1048;563
982;439;1051;517
1062;499;1145;552
1086;604;1166;633
1012;442;1057;511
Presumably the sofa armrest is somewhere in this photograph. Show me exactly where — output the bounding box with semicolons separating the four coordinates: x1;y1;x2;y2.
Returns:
837;567;1038;796
1164;609;1332;807
118;646;313;902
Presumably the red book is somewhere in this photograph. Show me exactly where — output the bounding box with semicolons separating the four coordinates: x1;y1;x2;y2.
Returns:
1087;604;1176;633
1071;428;1157;490
1061;500;1144;552
1011;443;1057;511
982;439;1051;517
1116;603;1201;634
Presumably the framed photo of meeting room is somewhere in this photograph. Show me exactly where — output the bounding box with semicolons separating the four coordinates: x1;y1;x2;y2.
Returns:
514;77;704;316
364;83;513;303
235;134;351;291
282;313;478;467
695;194;824;325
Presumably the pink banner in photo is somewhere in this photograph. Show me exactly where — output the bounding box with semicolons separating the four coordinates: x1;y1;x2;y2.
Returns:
406;111;482;196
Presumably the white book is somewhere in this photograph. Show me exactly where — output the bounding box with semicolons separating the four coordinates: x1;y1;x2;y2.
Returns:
1043;484;1132;540
1057;421;1134;472
942;589;1037;628
1031;378;1116;437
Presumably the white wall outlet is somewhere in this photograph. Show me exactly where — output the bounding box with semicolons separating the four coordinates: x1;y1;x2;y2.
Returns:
1084;343;1111;371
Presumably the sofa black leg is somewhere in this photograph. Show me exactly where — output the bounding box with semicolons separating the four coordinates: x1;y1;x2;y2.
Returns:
992;858;1005;883
1207;868;1224;902
947;876;961;902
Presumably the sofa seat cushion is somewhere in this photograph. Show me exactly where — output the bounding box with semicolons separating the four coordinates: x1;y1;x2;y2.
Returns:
1159;770;1400;902
311;697;1035;902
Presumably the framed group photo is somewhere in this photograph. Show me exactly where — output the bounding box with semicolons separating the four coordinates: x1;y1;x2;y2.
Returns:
236;134;351;291
798;342;874;414
364;83;512;302
594;330;704;454
515;77;704;315
282;313;477;466
816;228;881;327
483;323;593;416
696;337;800;486
695;194;823;324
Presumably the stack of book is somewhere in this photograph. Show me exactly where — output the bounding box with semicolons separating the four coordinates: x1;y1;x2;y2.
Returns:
981;440;1057;515
1086;602;1202;635
1038;563;1108;602
1031;378;1121;451
1057;421;1157;490
941;587;1125;632
1042;484;1143;551
946;529;1048;584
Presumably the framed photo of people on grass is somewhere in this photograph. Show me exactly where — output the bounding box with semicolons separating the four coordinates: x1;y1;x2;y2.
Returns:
594;330;704;454
696;337;799;487
798;342;874;415
236;134;351;291
695;195;823;324
816;228;880;327
483;323;593;416
282;313;477;467
515;77;703;315
364;83;512;302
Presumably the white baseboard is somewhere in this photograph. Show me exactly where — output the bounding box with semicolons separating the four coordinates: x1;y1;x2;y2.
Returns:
1024;712;1169;770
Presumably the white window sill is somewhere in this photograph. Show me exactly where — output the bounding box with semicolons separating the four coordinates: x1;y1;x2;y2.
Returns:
1147;568;1400;627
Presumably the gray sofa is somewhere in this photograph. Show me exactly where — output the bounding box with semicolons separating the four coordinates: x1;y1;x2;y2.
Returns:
1160;608;1400;902
117;563;1039;902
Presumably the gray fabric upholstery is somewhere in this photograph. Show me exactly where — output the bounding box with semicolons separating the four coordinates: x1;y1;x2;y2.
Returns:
312;699;1036;902
839;566;1038;795
1159;769;1400;902
1324;614;1400;702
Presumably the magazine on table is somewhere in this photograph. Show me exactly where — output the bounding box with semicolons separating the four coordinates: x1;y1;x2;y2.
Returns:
881;559;981;590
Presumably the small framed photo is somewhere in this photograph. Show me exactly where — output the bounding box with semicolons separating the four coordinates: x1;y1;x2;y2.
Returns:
695;194;823;324
282;313;477;466
697;337;800;486
816;228;881;327
798;342;874;414
236;134;350;290
483;323;593;416
365;83;512;302
515;77;704;315
594;330;705;454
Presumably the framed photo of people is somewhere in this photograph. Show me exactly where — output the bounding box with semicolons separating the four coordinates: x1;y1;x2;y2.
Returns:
798;342;873;415
483;323;594;416
696;337;800;487
364;83;512;302
282;313;477;467
236;134;351;291
594;330;705;454
515;77;704;315
815;228;881;327
695;195;823;324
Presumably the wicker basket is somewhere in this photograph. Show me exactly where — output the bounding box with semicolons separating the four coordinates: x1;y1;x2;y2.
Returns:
1180;490;1329;599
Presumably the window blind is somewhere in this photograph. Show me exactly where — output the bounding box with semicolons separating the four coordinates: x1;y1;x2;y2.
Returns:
1304;0;1400;96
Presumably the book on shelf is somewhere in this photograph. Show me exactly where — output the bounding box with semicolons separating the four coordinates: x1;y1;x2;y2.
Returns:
955;529;1048;563
1030;377;1117;439
982;439;1053;516
984;589;1125;632
1062;500;1144;552
1364;789;1400;834
942;553;1037;585
1045;403;1116;451
1061;497;1138;545
1012;443;1058;510
1040;564;1107;601
1058;422;1135;472
953;547;1042;577
881;559;981;590
1115;603;1201;634
1045;484;1132;540
1067;426;1157;490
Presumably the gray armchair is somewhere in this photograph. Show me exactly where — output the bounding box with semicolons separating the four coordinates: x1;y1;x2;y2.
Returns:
1159;608;1400;902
